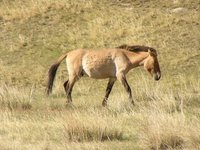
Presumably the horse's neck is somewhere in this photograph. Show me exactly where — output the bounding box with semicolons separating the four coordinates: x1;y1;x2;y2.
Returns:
127;52;149;67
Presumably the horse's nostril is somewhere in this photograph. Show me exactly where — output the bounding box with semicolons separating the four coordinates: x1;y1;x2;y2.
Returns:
157;73;161;80
158;73;161;79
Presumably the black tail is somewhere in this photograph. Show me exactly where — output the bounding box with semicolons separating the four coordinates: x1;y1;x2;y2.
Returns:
46;53;68;95
46;63;60;95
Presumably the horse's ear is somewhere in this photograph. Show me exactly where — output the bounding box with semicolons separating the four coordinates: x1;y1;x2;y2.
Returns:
148;49;157;56
148;49;153;56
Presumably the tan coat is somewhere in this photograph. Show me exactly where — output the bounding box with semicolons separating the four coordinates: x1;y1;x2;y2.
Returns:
47;46;161;106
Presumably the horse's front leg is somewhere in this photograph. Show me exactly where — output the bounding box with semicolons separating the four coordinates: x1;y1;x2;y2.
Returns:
117;74;135;105
102;78;116;106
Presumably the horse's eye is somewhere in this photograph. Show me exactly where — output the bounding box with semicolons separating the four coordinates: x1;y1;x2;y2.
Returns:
147;68;151;72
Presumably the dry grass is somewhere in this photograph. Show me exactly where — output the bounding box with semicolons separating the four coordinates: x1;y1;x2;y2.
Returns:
0;83;33;110
0;0;200;149
64;115;124;142
0;0;93;21
139;108;200;149
0;74;200;149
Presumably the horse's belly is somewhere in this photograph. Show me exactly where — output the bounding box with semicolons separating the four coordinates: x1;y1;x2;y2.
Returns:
82;56;116;79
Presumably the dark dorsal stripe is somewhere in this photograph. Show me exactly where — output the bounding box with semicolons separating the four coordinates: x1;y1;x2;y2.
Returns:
117;44;157;55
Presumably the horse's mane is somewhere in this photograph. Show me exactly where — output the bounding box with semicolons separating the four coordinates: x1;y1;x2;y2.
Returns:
117;44;157;55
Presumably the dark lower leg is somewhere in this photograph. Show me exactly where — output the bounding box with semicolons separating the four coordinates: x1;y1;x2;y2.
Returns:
123;79;134;105
63;80;69;94
67;90;72;103
102;78;116;106
118;75;134;105
63;79;76;103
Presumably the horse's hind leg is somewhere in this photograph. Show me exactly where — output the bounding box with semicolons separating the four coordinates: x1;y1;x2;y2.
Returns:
102;78;116;106
63;75;78;103
63;80;69;98
117;74;134;105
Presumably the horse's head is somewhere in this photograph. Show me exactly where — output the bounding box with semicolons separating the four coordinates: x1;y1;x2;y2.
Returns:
144;49;161;81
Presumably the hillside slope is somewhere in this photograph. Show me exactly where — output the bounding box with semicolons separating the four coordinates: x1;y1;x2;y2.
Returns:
0;0;199;87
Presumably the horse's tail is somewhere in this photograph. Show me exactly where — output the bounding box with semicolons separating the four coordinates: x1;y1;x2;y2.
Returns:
46;52;68;95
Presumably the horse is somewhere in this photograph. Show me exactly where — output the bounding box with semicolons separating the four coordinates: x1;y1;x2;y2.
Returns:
46;44;161;106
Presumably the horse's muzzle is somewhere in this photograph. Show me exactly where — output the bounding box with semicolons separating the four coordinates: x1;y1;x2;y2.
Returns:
154;72;161;81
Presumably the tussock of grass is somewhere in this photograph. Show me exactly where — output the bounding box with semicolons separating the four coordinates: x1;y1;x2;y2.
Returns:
139;111;185;149
65;117;124;142
139;111;200;150
0;84;33;110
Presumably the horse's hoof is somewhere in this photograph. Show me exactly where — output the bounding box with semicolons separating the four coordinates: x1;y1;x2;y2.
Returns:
66;101;73;106
102;102;107;107
130;100;135;106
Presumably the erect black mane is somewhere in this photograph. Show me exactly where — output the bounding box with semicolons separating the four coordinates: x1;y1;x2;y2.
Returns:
117;44;157;55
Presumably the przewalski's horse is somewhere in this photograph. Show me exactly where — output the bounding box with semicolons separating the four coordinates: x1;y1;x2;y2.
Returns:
47;45;161;106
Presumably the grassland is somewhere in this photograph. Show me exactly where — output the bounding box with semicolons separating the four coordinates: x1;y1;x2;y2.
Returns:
0;0;200;149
